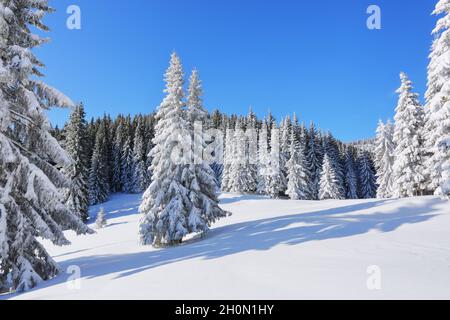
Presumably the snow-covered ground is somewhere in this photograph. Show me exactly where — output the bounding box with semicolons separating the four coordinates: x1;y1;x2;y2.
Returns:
3;193;450;300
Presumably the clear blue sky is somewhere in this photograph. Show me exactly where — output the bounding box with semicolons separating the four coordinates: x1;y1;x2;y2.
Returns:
40;0;435;141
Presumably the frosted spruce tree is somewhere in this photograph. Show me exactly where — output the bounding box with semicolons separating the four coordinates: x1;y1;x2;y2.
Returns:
319;154;343;200
307;123;323;200
257;122;270;194
298;123;313;199
323;133;345;198
229;119;251;193
375;120;395;199
392;73;426;198
279;116;291;194
221;123;234;192
112;115;125;192
358;151;377;199
246;109;259;193
121;137;136;193
344;149;358;199
89;122;110;204
132;115;149;193
183;69;228;234
95;207;107;229
266;128;284;198
424;0;450;196
0;0;92;293
64;103;90;222
139;54;204;247
286;130;309;200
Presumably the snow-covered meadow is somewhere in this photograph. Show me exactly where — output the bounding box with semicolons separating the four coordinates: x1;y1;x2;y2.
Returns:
3;193;450;300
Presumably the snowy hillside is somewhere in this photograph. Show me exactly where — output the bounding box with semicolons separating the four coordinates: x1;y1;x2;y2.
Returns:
3;193;450;300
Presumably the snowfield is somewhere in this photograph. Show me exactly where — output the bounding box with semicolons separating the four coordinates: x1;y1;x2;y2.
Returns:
3;193;450;300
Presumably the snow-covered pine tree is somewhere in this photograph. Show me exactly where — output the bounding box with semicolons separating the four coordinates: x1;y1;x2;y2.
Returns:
206;112;222;177
322;133;345;198
266;111;276;132
229;119;252;193
257;122;270;194
103;115;115;191
424;0;450;197
209;111;224;188
0;0;92;293
319;154;343;200
375;120;395;199
86;117;97;168
221;123;235;192
266;128;284;198
95;207;107;229
298;122;313;199
121;117;135;193
292;112;300;140
139;53;192;247
392;72;426;198
343;148;358;199
143;114;156;187
286;130;309;200
183;69;228;234
246;108;258;193
306;123;323;200
132;115;149;193
64;103;90;222
111;115;125;192
358;151;377;199
89;122;110;204
279;116;291;194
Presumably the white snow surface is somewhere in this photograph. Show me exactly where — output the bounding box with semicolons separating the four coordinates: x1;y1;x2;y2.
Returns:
3;193;450;300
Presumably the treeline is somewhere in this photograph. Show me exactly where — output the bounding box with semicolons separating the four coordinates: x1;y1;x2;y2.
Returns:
53;104;378;222
210;110;377;200
52;111;157;221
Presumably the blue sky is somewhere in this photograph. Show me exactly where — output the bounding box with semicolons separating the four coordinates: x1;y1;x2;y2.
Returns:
40;0;435;141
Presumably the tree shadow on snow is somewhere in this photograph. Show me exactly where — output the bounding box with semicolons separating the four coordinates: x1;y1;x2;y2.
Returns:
8;197;444;296
219;194;269;205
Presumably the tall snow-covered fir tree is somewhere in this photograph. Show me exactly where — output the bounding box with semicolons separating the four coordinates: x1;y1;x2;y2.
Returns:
424;0;450;196
266;128;284;198
121;136;136;194
132;115;149;193
375;120;395;199
183;69;228;233
358;151;378;199
246;109;259;193
138;53;194;247
111;115;125;193
89;122;110;204
319;154;343;200
286;130;309;200
322;133;345;198
257;122;270;194
221;123;235;192
392;72;426;198
229;119;253;193
344;148;358;199
0;0;92;293
64;103;90;222
307;123;323;200
278;116;291;194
